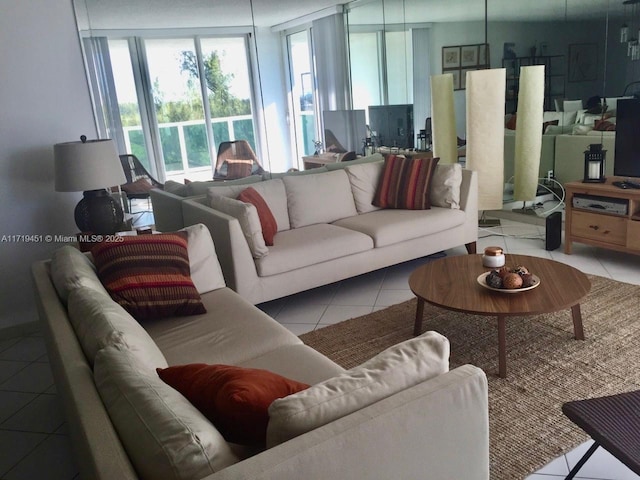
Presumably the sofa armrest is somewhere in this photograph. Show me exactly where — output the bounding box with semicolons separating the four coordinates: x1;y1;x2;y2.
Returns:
206;365;489;480
182;197;261;299
31;261;138;480
150;189;196;232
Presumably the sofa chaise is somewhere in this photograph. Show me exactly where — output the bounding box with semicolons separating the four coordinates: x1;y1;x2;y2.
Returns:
31;223;490;480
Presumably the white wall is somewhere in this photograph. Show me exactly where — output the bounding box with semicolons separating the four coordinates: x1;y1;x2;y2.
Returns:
0;0;97;329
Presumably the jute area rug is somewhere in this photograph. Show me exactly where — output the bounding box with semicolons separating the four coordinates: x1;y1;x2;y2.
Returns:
300;275;640;480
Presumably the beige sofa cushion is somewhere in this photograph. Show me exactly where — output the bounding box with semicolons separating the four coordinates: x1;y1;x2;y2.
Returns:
67;286;168;369
266;331;450;447
180;223;226;293
140;287;302;367
163;180;188;197
344;160;384;214
254;224;374;277
94;344;239;480
50;246;108;304
208;193;269;259
430;163;462;209
251;179;289;231
333;207;466;248
283;169;357;228
187;175;262;196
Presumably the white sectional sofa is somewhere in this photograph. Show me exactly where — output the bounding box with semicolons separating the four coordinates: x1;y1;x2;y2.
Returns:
180;158;478;304
31;224;490;480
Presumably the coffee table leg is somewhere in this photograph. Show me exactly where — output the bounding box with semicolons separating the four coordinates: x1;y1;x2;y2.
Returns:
571;304;585;340
413;298;425;336
497;316;507;378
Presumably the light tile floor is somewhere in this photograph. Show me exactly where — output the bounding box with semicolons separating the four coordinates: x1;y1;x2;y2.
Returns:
1;218;639;479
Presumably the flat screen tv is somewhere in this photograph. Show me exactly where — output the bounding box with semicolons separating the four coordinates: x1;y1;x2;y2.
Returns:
368;104;414;149
613;98;640;178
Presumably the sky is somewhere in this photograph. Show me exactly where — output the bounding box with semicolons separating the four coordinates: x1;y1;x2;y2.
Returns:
109;36;252;104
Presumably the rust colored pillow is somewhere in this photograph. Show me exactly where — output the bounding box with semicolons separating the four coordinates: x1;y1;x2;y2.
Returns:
237;187;277;245
594;119;616;131
91;232;206;320
157;364;309;445
373;155;439;210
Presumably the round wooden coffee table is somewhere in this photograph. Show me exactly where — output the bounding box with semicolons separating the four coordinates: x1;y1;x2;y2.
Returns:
408;254;591;378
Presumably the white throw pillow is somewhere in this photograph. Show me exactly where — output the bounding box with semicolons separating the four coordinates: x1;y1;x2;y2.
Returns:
430;163;462;209
67;286;168;368
180;223;226;293
266;331;450;448
94;344;239;480
283;169;358;228
572;124;593;135
50;246;109;304
345;160;384;214
208;193;268;259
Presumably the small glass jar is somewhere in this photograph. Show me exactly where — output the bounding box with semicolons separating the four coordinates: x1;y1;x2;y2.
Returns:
483;246;505;268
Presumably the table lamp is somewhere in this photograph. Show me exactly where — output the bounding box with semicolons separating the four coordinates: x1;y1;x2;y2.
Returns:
54;136;126;235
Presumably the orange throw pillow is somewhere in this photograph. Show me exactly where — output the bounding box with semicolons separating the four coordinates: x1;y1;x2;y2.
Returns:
157;364;309;445
237;187;278;245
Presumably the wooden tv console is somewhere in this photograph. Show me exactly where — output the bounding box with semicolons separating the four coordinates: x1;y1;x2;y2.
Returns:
564;177;640;255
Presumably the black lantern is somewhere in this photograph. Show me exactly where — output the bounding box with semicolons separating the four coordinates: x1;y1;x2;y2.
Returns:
583;144;607;183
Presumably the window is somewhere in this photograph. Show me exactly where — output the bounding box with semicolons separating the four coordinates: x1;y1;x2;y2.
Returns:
87;34;257;183
286;29;318;165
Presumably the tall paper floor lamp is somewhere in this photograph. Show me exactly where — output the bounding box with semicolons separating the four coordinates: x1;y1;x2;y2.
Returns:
466;68;506;226
514;65;545;214
54;136;126;235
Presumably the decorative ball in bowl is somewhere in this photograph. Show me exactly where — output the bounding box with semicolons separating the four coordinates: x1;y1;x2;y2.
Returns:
477;265;540;293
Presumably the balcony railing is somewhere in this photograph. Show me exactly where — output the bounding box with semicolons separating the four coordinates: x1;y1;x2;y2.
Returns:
123;114;254;182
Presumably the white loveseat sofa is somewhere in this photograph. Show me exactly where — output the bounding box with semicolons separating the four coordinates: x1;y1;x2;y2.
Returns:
181;159;478;304
31;224;489;480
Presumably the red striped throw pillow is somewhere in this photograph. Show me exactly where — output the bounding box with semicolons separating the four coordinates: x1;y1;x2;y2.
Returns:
373;155;440;210
92;232;206;320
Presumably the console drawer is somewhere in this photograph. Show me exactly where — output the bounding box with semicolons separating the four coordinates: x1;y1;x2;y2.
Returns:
627;220;640;250
572;211;627;246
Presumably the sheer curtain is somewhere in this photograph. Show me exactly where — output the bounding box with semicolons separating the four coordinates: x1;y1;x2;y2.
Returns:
82;37;126;154
312;13;351;114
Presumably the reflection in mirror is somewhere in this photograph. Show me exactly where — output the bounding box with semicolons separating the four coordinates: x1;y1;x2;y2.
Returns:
346;0;486;153
487;0;615;221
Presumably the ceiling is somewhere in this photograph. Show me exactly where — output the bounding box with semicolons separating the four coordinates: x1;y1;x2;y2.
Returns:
75;0;621;31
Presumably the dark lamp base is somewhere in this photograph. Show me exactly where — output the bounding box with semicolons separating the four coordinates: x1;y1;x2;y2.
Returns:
74;189;124;235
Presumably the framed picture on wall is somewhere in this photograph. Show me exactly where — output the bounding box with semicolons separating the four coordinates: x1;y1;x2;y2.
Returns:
460;68;475;89
442;46;461;69
461;45;479;67
568;43;598;82
447;69;461;90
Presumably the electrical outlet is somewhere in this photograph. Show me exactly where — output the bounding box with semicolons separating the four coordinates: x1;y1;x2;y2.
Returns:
547;170;554;180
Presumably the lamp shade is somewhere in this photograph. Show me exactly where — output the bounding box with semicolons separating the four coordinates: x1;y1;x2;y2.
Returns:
54;138;125;192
